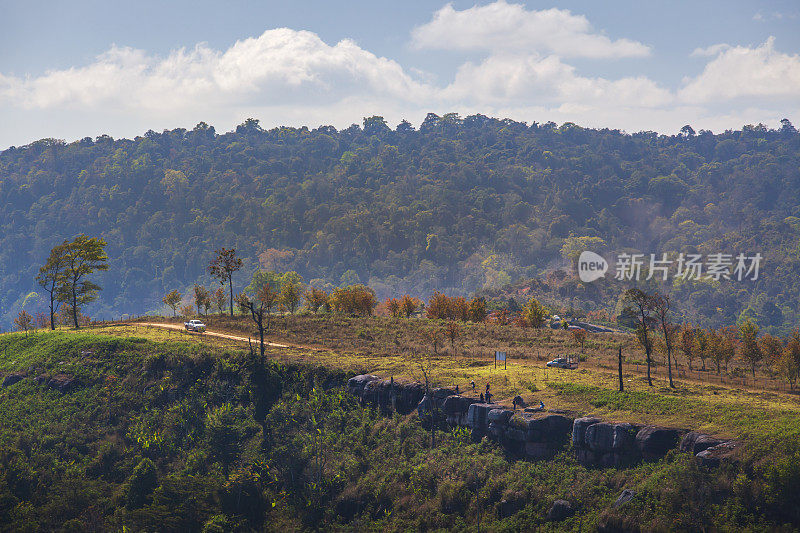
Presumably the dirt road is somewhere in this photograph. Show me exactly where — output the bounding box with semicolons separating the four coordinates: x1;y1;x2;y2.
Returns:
136;322;290;348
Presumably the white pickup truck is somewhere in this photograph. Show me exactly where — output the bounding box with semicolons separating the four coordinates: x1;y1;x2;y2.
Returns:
184;319;206;332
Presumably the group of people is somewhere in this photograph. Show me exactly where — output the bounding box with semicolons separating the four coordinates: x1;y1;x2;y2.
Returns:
456;379;544;410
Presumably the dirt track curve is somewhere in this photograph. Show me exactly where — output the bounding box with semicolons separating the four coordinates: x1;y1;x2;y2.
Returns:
136;322;290;349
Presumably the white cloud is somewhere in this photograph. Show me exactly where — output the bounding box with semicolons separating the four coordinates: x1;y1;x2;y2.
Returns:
680;37;800;103
0;28;433;112
443;53;671;108
690;43;730;57
411;1;651;58
0;16;798;148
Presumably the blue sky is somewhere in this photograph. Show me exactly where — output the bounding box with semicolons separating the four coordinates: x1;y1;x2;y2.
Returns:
1;0;799;147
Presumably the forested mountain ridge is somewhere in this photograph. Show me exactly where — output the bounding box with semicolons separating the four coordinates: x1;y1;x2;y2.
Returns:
1;114;799;331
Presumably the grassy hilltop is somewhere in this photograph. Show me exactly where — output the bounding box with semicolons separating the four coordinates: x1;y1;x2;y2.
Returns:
1;320;799;531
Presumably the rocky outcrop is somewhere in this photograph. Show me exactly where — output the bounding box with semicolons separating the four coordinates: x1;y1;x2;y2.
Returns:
572;419;685;467
350;375;426;415
636;426;681;461
440;394;477;425
416;387;457;419
346;374;739;469
465;403;573;459
575;421;640;467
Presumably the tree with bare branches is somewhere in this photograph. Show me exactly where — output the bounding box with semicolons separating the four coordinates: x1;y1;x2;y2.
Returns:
623;288;657;386
208;248;242;318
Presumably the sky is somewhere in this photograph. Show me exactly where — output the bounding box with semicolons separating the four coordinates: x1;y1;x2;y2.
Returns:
1;0;799;148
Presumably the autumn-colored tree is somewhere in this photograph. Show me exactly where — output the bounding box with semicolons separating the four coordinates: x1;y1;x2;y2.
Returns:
179;304;195;317
426;291;450;320
496;308;509;326
385;297;400;318
425;328;443;356
571;328;587;353
329;285;376;316
694;328;709;371
779;330;800;389
35;311;48;329
719;326;738;372
707;329;725;374
14;310;33;336
451;297;470;321
208;248;242;318
446;321;460;354
279;272;303;314
303;287;329;313
193;284;211;316
213;286;227;315
162;289;181;317
399;295;420;318
36;240;69;330
56;235;108;329
468;297;487;322
523;297;548;328
739;320;762;378
679;325;695;370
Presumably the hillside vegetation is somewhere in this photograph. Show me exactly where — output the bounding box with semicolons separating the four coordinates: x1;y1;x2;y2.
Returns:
2;116;800;331
1;328;800;531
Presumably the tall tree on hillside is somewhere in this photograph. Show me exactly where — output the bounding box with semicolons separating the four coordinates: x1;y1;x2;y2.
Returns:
208;248;242;318
652;292;678;388
57;235;108;329
36;240;70;330
244;283;280;361
739;320;762;378
623;288;657;386
162;289;181;317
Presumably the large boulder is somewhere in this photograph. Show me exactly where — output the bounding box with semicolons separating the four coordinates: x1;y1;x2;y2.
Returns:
695;440;740;468
2;372;26;388
487;408;514;436
585;422;615;452
47;373;77;393
547;499;574;521
572;417;601;447
613;489;635;508
511;413;573;443
466;403;494;436
346;374;379;396
680;432;723;455
441;395;477;425
636;427;681;460
365;379;425;414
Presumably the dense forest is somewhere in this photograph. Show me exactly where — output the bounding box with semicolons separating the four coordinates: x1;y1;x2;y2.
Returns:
1;114;799;331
